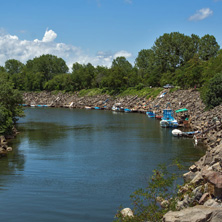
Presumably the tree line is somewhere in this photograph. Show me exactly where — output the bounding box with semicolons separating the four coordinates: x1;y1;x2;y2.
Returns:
0;32;222;109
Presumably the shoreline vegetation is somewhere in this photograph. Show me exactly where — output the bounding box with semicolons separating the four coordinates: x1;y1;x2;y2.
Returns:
1;31;222;221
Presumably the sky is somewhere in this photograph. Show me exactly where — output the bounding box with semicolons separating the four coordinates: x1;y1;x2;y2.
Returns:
0;0;222;69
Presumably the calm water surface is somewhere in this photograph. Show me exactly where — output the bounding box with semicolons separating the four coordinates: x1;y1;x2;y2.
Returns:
0;108;205;221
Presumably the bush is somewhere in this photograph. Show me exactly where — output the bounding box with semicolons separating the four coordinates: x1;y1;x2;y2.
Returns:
202;72;222;109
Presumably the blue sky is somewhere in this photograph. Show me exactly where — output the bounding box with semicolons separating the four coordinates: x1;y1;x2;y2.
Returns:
0;0;221;69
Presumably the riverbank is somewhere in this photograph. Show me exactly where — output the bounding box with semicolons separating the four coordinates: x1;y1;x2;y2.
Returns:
22;89;222;221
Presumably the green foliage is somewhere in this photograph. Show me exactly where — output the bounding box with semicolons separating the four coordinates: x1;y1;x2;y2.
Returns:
118;87;162;99
5;59;24;75
199;34;220;61
26;54;69;82
4;32;221;93
114;162;183;222
202;49;222;81
0;73;24;135
201;72;222;109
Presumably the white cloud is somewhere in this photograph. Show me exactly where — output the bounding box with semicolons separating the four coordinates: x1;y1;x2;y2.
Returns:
113;50;132;59
42;29;57;42
189;8;213;21
0;29;133;70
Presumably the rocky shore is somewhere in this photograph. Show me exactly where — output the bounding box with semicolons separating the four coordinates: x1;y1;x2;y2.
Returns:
0;135;13;157
22;90;222;221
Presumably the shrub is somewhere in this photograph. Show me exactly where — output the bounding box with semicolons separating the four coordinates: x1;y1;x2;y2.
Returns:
201;72;222;109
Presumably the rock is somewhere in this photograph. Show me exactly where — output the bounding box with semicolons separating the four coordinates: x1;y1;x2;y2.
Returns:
120;208;134;218
199;193;211;205
160;200;169;208
192;186;203;202
212;162;222;172
163;205;222;222
189;165;198;172
190;171;204;185
176;194;191;210
6;147;12;152
202;170;222;189
204;199;222;207
183;171;197;183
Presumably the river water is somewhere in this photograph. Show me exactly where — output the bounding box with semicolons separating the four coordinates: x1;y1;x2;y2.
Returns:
0;108;205;221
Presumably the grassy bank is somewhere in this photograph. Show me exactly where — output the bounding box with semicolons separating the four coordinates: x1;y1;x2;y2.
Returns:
78;87;163;99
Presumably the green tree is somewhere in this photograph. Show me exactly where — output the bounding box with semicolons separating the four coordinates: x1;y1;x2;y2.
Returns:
179;55;204;88
0;73;24;134
5;59;24;75
45;74;74;91
203;49;222;81
152;32;197;73
202;72;222;109
26;54;69;82
199;34;220;61
71;63;95;90
135;49;157;81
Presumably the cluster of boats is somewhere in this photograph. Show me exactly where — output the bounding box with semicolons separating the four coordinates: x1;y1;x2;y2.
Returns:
146;105;180;128
146;105;201;143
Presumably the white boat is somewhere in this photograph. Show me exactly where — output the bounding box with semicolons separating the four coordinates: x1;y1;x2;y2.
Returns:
172;129;183;136
160;119;178;128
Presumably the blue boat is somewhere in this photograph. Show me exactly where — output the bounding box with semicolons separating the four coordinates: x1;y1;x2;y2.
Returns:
124;108;131;113
160;105;178;128
94;107;101;110
146;110;156;118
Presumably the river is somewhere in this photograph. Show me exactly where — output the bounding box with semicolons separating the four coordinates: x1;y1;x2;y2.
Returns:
0;108;205;221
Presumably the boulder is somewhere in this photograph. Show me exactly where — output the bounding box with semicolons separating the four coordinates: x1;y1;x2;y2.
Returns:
120;208;134;218
163;205;222;222
183;171;198;183
202;171;222;189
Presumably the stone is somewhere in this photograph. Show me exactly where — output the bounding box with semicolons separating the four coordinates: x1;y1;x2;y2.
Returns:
160;200;169;208
183;171;198;183
202;170;222;189
189;164;198;172
120;208;134;218
199;193;211;205
204;199;222;207
6;147;12;152
212;162;222;172
192;186;203;201
190;172;204;185
163;205;222;222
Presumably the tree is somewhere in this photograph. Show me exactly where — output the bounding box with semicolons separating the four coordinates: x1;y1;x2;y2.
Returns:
71;63;95;90
203;49;222;81
45;74;75;91
26;54;69;82
152;32;198;73
202;72;222;109
0;73;24;134
5;59;24;75
199;34;220;61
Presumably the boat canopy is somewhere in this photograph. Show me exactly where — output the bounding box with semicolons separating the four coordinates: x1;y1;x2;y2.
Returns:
162;109;174;121
175;108;188;113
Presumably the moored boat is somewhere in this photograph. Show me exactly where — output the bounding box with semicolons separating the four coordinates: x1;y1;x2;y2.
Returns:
160;104;178;128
